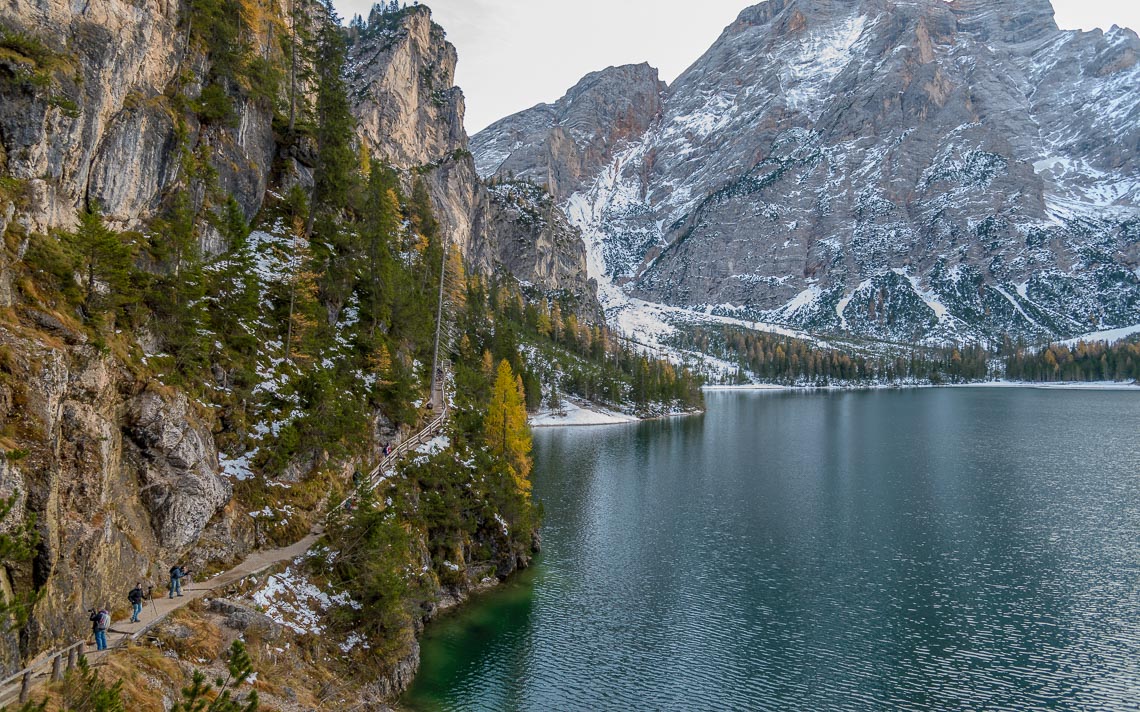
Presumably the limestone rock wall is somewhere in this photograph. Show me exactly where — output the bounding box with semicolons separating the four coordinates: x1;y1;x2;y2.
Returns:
0;321;236;665
483;182;598;309
0;0;285;668
350;7;466;168
348;7;600;309
471;63;666;202
0;0;277;235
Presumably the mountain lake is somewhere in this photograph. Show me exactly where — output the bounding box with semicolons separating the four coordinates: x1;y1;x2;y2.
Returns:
404;387;1140;711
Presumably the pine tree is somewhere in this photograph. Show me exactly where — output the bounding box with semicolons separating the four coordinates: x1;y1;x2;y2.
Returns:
409;177;438;244
535;297;552;338
484;360;532;496
550;300;562;341
0;496;42;632
282;186;321;362
62;206;134;321
171;640;258;712
324;491;411;643
207;197;260;357
309;1;360;321
361;160;401;336
144;192;210;372
443;245;467;314
59;655;125;711
311;5;355;219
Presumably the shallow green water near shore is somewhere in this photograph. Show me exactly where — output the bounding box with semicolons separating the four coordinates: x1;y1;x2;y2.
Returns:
404;388;1140;711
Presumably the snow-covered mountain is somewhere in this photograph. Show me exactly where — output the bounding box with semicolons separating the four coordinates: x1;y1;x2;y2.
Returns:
473;0;1140;345
471;63;665;202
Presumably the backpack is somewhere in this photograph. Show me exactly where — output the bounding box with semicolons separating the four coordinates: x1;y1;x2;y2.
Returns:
96;611;110;630
170;566;180;578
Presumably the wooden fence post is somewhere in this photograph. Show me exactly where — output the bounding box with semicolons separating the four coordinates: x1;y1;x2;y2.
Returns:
68;642;79;670
51;654;63;681
19;670;31;702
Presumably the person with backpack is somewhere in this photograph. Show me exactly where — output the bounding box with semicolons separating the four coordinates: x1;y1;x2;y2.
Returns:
128;582;146;623
169;565;188;598
89;606;110;651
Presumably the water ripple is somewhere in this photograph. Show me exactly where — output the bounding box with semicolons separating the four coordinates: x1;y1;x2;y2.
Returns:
405;389;1140;712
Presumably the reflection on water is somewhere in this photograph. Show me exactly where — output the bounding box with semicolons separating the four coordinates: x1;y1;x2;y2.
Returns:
404;389;1140;711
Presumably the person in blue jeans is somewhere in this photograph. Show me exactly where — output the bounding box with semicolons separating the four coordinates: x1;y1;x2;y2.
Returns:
128;583;145;623
169;565;187;598
89;607;109;651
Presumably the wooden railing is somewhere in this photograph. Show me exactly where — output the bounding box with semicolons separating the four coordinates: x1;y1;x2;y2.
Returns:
0;641;84;704
338;398;450;512
332;364;449;508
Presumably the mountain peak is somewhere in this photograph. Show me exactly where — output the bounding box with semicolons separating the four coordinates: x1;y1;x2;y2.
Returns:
474;0;1139;344
565;63;664;103
470;63;664;199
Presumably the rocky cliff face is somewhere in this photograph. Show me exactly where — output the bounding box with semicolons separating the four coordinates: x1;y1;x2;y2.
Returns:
0;0;593;678
484;182;591;295
0;0;277;234
0;319;241;666
347;6;598;306
474;0;1140;344
349;7;466;169
471;63;665;202
0;0;286;666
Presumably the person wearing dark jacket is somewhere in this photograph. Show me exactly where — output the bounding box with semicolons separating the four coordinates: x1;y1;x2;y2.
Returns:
169;565;188;598
89;607;110;651
128;583;146;623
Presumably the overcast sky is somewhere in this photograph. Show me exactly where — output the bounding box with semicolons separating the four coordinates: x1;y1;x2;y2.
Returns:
334;0;1140;134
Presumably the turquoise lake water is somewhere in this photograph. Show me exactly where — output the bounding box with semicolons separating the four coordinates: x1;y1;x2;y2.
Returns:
404;388;1140;711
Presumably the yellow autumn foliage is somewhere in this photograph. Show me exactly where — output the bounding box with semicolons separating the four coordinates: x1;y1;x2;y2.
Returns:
484;359;532;496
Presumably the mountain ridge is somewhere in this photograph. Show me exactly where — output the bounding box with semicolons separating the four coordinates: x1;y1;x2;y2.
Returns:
347;5;599;308
473;0;1140;346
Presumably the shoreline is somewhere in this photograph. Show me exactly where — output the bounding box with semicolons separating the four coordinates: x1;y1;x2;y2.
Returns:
703;380;1140;392
529;398;703;428
529;378;1139;430
950;380;1140;391
529;398;639;427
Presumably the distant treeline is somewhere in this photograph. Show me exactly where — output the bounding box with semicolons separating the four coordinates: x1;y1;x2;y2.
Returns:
676;327;989;385
676;326;1140;385
462;279;705;413
1005;339;1140;382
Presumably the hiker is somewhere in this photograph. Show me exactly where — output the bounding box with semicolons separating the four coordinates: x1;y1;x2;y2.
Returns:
127;582;146;623
169;565;188;598
89;606;110;651
353;469;362;487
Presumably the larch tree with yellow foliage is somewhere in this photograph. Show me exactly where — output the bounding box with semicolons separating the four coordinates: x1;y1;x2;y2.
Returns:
484;359;532;496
